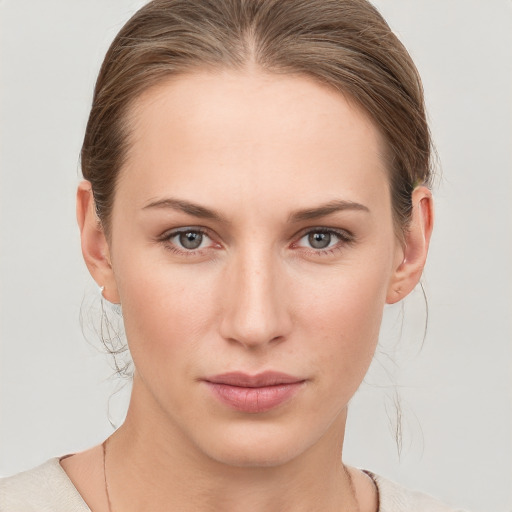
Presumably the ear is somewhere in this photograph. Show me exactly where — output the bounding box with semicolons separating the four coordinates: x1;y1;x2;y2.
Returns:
76;180;120;304
386;186;434;304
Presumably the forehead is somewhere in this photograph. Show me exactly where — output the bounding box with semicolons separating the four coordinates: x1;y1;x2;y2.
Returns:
118;69;390;216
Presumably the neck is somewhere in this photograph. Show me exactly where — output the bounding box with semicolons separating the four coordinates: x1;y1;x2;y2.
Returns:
104;378;359;512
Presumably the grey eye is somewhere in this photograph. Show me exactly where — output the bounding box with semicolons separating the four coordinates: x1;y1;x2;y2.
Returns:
179;231;203;249
308;232;331;249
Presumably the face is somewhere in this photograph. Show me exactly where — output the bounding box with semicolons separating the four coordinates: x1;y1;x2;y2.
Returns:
104;70;405;467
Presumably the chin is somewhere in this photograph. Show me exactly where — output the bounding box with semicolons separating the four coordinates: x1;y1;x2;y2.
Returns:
198;421;319;469
209;443;302;469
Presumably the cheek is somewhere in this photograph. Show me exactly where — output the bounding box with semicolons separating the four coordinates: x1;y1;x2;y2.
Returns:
115;257;221;374
292;262;390;390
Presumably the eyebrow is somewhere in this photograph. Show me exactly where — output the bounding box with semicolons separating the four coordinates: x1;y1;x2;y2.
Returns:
288;199;369;222
142;197;369;223
142;198;228;223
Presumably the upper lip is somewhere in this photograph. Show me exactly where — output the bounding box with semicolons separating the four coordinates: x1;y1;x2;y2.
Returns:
205;371;305;388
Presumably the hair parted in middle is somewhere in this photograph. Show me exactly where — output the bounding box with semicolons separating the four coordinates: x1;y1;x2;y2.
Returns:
81;0;433;240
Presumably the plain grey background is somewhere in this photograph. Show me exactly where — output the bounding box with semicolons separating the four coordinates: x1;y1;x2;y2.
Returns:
1;1;511;511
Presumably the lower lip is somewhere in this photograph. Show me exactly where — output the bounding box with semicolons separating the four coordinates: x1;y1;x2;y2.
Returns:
205;382;304;413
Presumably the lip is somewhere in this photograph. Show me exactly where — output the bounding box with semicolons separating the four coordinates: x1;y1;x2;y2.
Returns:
204;371;306;413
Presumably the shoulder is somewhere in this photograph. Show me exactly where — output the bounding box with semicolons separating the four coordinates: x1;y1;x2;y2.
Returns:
0;458;90;512
367;472;469;512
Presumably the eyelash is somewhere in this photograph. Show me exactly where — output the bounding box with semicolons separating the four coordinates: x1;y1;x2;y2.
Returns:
158;227;355;257
292;228;355;256
158;227;219;257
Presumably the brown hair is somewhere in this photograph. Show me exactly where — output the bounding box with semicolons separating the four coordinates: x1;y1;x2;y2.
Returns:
81;0;433;237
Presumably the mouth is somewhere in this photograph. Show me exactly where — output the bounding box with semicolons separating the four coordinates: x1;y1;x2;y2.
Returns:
203;371;306;413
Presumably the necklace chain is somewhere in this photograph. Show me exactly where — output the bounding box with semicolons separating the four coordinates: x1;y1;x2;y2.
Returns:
102;439;114;512
345;465;362;512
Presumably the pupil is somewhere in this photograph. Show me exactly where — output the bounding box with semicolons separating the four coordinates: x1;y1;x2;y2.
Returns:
309;232;331;249
179;231;202;249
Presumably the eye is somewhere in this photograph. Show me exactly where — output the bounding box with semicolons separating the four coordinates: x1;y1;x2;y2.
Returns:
295;228;353;252
176;231;205;250
163;228;215;252
307;231;334;249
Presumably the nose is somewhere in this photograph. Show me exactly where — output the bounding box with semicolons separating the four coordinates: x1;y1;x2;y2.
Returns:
219;247;292;350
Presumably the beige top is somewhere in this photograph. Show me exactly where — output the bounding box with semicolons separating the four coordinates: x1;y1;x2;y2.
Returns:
0;458;467;512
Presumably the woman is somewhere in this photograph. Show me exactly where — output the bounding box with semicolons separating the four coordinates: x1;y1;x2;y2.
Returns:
0;0;469;510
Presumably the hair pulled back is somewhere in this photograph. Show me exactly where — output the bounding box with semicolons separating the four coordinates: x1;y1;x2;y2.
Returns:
81;0;433;237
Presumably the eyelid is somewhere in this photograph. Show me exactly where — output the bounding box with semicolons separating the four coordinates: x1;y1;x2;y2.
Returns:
158;226;222;254
292;226;354;243
290;226;355;253
159;226;207;239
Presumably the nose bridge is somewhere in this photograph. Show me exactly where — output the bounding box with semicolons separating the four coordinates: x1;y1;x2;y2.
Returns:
220;242;290;348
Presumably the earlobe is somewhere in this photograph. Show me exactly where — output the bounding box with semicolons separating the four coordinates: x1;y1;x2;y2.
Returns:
76;180;120;303
386;186;434;304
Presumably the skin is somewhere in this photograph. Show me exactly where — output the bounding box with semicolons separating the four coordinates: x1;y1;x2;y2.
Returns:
67;69;433;512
